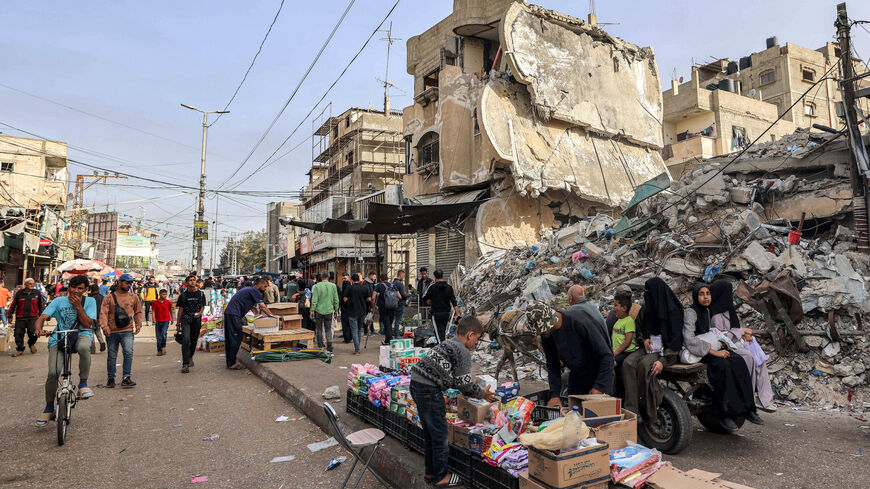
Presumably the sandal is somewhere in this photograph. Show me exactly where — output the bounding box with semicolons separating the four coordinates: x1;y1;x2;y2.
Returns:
227;364;244;370
434;474;463;488
35;411;55;427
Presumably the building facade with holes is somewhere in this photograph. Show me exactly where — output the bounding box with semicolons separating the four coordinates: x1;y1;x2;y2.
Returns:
297;106;413;281
0;135;70;286
400;0;669;282
661;38;870;175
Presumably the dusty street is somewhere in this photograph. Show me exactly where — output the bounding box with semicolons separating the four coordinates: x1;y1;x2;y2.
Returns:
0;324;381;489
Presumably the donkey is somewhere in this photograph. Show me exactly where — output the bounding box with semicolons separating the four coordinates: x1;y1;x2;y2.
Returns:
486;307;547;383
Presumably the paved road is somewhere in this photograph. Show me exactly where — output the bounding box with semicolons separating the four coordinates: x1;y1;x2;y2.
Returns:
0;324;382;489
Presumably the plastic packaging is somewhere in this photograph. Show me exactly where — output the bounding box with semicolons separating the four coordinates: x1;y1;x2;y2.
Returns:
561;406;583;453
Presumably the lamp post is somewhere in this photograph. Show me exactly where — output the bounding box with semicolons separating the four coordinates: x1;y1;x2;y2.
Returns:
181;104;229;276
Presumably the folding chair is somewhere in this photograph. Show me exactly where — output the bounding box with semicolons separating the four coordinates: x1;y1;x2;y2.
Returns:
323;402;391;489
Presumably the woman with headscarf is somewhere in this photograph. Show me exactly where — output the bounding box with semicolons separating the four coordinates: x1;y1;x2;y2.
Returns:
707;280;776;412
684;283;763;432
621;278;684;423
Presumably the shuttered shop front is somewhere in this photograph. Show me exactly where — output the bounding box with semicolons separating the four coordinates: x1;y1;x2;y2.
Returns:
434;227;465;274
416;230;430;271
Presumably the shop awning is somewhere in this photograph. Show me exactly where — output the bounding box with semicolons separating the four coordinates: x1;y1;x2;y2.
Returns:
283;199;484;235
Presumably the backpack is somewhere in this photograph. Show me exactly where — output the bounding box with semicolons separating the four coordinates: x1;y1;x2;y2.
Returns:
111;292;132;328
383;283;399;310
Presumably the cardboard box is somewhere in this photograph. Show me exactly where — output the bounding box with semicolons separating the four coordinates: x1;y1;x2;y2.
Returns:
591;409;637;450
206;341;225;352
447;422;455;445
647;463;758;489
528;443;611;489
457;395;494;424
519;472;606;489
567;394;621;417
583;414;624;429
253;317;280;333
453;425;471;449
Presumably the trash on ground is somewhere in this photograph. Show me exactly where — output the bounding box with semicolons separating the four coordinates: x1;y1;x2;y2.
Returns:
307;437;338;452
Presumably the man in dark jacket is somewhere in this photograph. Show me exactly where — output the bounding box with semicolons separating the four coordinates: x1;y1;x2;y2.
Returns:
88;284;107;354
8;278;45;356
415;267;433;297
339;273;353;343
392;270;411;338
421;269;459;343
526;303;615;407
342;274;371;354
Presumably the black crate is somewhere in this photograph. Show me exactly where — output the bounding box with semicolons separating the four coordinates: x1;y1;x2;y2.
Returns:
470;454;519;489
448;446;474;484
531;405;562;424
345;389;363;417
360;399;380;426
405;422;424;454
382;410;406;441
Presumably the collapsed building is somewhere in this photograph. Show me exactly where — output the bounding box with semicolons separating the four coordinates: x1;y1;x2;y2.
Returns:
401;0;670;272
458;127;870;410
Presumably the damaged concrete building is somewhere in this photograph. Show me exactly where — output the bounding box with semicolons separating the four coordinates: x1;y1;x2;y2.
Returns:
662;37;870;176
401;0;670;272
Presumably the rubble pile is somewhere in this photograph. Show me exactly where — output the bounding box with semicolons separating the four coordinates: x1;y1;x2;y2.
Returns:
460;131;869;411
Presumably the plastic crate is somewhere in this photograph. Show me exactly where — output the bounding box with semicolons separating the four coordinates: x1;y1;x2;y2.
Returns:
405;422;424;454
346;389;363;417
448;446;474;484
360;400;380;426
527;389;565;423
470;454;519;489
382;410;406;441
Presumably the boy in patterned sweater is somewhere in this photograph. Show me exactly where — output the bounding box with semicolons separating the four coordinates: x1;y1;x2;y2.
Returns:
410;316;497;487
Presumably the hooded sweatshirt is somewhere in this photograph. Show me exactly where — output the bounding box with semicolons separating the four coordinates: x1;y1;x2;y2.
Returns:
422;281;457;315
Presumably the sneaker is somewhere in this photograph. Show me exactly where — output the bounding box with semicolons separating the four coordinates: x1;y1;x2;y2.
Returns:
35;407;55;427
121;377;136;388
181;365;189;374
745;411;764;426
9;351;23;357
720;417;739;432
106;378;116;388
99;343;106;352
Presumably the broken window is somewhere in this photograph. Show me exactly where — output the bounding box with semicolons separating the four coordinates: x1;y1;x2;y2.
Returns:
333;126;338;139
345;117;350;128
1;161;13;172
804;102;816;117
473;107;480;136
417;132;439;168
802;68;815;82
760;70;775;85
346;150;354;166
424;70;439;89
732;126;748;150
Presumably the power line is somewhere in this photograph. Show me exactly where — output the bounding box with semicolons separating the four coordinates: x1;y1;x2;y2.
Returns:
210;0;286;127
218;0;357;188
223;0;402;190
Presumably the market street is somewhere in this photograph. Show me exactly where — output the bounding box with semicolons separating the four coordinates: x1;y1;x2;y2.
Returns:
0;324;381;489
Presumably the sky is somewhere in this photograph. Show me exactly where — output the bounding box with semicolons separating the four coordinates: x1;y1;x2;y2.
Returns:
2;0;869;265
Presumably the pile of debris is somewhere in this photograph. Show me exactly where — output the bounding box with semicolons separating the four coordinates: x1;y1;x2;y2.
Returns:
459;129;869;411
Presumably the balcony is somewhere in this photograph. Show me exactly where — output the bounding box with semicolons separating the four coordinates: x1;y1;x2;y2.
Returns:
663;136;716;164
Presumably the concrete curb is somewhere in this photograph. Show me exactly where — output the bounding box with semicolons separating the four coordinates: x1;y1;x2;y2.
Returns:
239;353;429;489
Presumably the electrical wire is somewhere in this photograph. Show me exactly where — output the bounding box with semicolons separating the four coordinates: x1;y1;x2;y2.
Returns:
210;0;286;127
222;0;402;191
217;0;357;188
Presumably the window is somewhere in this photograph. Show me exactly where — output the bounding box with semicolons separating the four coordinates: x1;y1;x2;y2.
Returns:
404;136;413;174
424;70;439;89
774;102;782;116
732;126;748;150
472;107;480;136
804;102;816;117
417;132;439;167
0;161;13;172
332;126;338;138
760;70;776;85
345;150;354;165
345;117;350;128
802;68;815;82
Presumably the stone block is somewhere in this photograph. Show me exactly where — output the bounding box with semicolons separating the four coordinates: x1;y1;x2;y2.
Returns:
730;186;753;204
741;241;773;273
842;375;864;388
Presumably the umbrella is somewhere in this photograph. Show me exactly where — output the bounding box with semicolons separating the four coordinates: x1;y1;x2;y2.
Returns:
57;259;102;274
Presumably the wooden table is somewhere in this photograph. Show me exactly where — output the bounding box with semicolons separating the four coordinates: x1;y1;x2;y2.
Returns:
241;326;314;351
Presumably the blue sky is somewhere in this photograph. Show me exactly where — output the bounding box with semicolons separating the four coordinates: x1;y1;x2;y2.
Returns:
2;0;869;263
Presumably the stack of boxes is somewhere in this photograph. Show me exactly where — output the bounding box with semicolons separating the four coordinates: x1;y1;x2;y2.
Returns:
381;339;429;373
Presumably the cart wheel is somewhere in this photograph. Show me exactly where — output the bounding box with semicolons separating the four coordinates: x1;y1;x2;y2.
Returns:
638;388;693;454
57;395;68;446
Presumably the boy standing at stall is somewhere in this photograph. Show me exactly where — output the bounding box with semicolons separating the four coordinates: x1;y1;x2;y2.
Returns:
410;317;497;488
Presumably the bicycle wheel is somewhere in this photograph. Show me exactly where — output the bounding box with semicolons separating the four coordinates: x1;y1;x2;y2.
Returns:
57;394;68;446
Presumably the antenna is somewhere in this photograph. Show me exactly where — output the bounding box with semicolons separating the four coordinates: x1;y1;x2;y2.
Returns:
588;0;619;26
378;22;402;114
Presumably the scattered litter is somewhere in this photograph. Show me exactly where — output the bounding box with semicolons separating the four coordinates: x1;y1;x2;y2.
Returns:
270;455;296;463
188;408;195;412
307;437;338;452
784;423;795;427
298;416;306;420
191;476;208;483
775;473;784;476
276;415;290;422
339;366;348;369
326;456;347;470
173;424;183;428
203;435;219;441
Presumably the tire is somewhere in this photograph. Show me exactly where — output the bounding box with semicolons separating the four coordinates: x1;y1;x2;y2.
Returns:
638;389;693;454
57;394;68;446
697;412;746;434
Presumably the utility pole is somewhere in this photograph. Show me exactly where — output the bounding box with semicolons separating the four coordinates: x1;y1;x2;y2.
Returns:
181;104;229;276
209;195;219;277
68;172;127;249
836;3;870;253
378;22;401;114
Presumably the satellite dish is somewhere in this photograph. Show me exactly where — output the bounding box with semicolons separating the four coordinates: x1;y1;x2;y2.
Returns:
748;88;757;98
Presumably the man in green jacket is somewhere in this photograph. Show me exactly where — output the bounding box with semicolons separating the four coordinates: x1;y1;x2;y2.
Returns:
310;271;339;352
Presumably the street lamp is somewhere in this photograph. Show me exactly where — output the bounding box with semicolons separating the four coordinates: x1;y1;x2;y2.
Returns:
181;103;229;277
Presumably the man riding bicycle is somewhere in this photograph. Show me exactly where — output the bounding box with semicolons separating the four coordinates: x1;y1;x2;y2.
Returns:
33;275;97;426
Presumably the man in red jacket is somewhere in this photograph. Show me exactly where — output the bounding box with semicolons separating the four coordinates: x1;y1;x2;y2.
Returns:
8;278;45;356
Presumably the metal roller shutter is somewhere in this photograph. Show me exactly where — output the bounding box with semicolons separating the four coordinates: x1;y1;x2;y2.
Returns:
416;230;430;271
435;227;465;275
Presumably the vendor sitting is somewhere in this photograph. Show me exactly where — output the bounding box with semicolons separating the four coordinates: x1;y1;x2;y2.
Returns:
410;316;497;488
611;291;638;369
527;303;614;408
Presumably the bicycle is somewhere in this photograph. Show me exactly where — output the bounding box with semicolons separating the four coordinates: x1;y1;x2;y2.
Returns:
42;328;84;446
